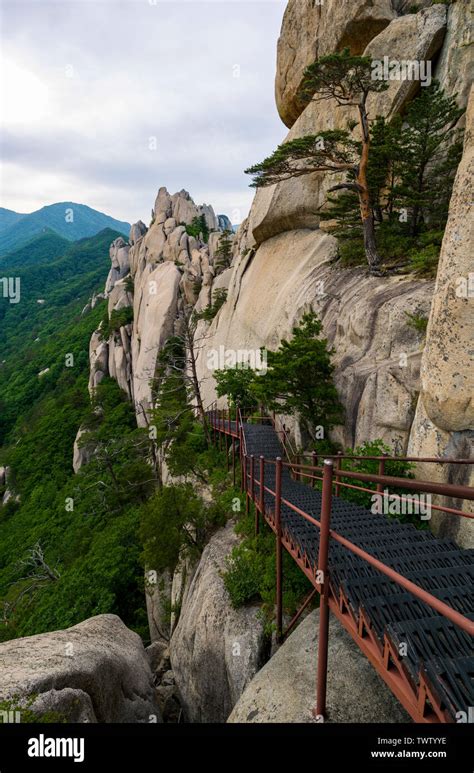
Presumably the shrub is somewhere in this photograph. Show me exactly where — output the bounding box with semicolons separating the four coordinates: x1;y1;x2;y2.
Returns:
99;306;133;339
405;311;428;335
408;243;440;277
223;514;313;617
194;288;227;323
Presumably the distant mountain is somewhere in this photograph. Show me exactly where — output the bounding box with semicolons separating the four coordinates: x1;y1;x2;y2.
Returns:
0;228;121;363
0;229;70;269
0;207;26;233
0;202;130;256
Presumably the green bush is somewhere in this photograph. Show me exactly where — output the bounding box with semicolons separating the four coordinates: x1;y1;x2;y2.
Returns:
140;483;227;574
408;243;440;277
184;215;209;243
194;288;227;323
405;311;428;335
99;306;133;339
223;514;313;618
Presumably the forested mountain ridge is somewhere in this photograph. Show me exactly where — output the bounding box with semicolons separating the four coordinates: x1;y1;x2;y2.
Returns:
0;202;130;256
0;227;149;642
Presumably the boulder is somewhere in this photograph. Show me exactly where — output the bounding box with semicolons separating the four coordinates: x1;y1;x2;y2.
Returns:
129;220;147;245
154;187;172;223
0;614;161;723
170;522;268;722
228;609;409;723
275;0;395;128
365;6;447;119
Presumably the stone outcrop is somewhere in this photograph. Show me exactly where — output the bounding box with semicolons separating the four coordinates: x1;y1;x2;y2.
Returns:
88;330;109;393
275;0;395;128
228;610;408;723
365;5;447;119
0;614;161;723
85;187;231;426
416;85;473;434
105;237;130;294
170;522;268;722
407;85;474;547
132;262;181;424
253;5;451;248
72;427;94;473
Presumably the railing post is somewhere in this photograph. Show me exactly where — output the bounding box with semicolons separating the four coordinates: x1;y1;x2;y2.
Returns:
250;455;255;530
376;453;388;495
258;455;265;531
315;459;333;719
312;452;318;488
232;438;236;487
295;453;300;482
275;457;283;643
335;451;342;497
245;455;250;516
239;422;244;493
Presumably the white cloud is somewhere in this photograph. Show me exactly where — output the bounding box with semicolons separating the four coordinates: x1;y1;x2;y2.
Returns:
0;0;286;224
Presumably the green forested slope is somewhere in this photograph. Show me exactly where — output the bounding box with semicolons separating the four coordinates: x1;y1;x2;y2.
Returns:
0;230;150;642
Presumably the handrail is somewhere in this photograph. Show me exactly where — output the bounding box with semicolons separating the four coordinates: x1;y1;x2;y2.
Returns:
280;460;474;502
298;451;474;465
207;408;474;722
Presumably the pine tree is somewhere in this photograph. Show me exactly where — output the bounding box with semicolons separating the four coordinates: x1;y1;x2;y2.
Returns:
393;82;464;236
246;50;389;273
214;229;233;272
250;311;343;440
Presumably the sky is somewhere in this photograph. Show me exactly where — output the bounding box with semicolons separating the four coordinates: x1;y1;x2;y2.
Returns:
0;0;287;225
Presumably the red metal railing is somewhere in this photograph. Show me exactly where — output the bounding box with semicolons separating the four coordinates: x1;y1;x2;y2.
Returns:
207;406;474;723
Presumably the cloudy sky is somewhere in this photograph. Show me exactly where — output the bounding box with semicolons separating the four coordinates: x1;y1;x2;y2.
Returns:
0;0;287;225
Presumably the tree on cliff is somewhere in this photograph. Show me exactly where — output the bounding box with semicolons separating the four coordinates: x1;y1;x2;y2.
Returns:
214;229;233;272
251;311;343;441
392;82;464;237
245;49;389;273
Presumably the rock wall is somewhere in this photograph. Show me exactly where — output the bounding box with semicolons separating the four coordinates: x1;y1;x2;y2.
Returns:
407;85;474;547
195;229;432;452
193;2;472;465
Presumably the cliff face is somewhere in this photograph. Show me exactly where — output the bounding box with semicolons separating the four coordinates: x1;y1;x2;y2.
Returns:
85;187;232;428
83;1;472;538
407;85;474;547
